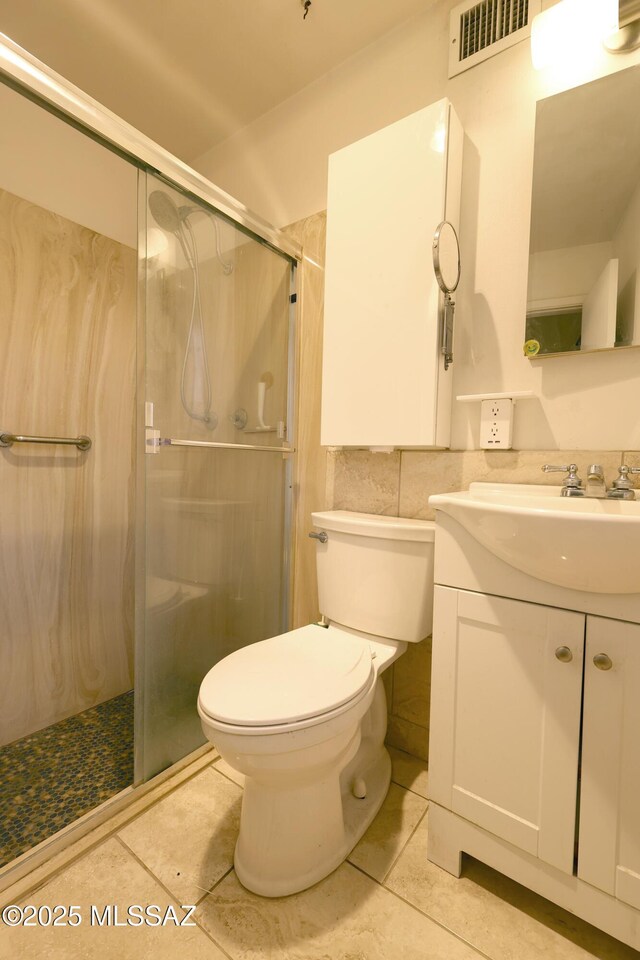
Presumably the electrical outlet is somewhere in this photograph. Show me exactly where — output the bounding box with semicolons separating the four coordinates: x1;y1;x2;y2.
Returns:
480;398;513;449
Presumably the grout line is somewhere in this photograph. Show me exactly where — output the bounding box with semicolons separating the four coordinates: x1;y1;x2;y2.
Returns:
389;773;429;802
113;836;236;960
192;914;236;960
346;801;492;958
210;760;245;790
379;800;429;884
114;834;218;905
377;872;494;960
196;864;235;905
348;852;494;960
346;787;428;882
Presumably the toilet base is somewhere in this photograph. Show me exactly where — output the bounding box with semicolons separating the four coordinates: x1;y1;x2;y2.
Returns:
234;744;391;898
232;677;391;898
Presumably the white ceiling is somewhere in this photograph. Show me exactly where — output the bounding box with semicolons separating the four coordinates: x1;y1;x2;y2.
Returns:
0;0;434;163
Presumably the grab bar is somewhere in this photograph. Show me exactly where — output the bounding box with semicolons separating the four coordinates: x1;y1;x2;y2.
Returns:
0;432;92;451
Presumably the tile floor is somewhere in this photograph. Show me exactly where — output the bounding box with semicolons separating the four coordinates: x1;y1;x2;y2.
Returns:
1;745;637;959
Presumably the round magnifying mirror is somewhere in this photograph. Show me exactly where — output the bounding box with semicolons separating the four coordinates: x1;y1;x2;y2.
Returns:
433;221;461;294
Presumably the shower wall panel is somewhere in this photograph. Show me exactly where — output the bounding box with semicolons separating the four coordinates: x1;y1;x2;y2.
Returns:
0;187;136;746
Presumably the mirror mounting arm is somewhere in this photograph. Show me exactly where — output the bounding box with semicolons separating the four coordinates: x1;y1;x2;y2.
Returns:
432;220;461;373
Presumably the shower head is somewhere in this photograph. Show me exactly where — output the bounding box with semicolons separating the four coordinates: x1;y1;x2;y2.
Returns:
148;189;233;274
149;190;185;234
148;190;195;268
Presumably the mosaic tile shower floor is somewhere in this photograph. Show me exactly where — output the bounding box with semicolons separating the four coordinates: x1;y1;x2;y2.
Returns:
0;690;134;867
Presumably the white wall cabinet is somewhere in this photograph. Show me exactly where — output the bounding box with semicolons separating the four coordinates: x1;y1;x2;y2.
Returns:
428;569;640;950
321;99;463;449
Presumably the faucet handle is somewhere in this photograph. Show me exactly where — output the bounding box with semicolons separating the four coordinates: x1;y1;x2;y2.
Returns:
613;464;640;490
542;463;582;489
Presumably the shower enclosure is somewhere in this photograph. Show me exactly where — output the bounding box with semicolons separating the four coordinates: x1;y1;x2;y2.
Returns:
0;34;298;875
137;174;295;780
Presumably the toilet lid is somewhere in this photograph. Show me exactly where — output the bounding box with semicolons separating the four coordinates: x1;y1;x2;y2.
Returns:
198;624;374;727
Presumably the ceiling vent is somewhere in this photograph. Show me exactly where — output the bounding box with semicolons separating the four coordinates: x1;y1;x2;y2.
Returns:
449;0;541;77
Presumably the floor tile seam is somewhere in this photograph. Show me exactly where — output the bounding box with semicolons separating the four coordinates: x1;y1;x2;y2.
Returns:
343;790;427;878
209;762;244;791
347;859;492;960
195;864;235;905
377;799;430;885
113;836;236;959
114;833;217;909
1;753;216;905
191;912;237;960
389;774;429;801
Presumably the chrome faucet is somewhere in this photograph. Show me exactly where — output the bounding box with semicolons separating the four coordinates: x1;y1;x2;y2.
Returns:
542;463;640;499
541;463;584;496
608;464;640;500
584;464;607;498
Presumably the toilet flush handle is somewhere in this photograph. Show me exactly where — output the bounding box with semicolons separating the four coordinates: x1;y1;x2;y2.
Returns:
308;531;328;543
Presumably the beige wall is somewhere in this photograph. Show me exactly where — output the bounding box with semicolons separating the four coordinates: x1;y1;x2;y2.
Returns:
194;0;640;453
0;188;136;745
0;82;138;249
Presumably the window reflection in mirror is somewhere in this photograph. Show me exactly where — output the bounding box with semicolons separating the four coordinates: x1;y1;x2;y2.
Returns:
526;65;640;357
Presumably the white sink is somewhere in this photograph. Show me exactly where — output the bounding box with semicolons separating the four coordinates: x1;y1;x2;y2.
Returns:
430;482;640;594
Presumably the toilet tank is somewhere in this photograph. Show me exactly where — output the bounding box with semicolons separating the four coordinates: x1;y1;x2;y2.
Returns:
311;510;435;642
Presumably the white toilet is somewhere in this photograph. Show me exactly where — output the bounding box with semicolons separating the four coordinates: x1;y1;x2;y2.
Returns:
197;509;435;897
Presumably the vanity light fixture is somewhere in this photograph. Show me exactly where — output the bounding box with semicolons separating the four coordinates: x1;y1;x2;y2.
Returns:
531;0;618;69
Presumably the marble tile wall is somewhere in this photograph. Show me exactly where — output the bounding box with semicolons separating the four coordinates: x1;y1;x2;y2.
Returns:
327;446;636;760
0;187;136;746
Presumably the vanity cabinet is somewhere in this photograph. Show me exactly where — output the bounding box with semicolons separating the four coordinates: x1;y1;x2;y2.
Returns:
429;588;585;875
579;615;640;909
430;587;640;906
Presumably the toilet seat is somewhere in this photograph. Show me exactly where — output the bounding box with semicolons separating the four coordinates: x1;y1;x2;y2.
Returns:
198;623;374;730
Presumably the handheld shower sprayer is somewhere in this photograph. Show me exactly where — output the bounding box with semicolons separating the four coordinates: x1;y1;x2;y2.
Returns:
148;190;195;268
148;190;233;274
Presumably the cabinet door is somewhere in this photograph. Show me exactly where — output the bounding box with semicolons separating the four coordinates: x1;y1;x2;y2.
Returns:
321;100;462;448
429;587;584;874
578;616;640;908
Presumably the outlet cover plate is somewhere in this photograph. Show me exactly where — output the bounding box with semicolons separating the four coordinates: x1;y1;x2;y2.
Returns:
480;398;513;449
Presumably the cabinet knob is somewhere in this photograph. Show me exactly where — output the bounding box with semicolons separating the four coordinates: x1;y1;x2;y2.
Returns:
593;653;613;671
555;646;573;663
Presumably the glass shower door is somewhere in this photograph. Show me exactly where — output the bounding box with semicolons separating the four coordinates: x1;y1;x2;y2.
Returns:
136;173;295;781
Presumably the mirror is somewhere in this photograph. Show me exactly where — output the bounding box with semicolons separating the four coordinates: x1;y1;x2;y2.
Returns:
433;220;460;370
526;65;640;358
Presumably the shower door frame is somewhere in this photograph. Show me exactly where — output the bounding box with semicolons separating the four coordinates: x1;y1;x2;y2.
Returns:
0;32;301;892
